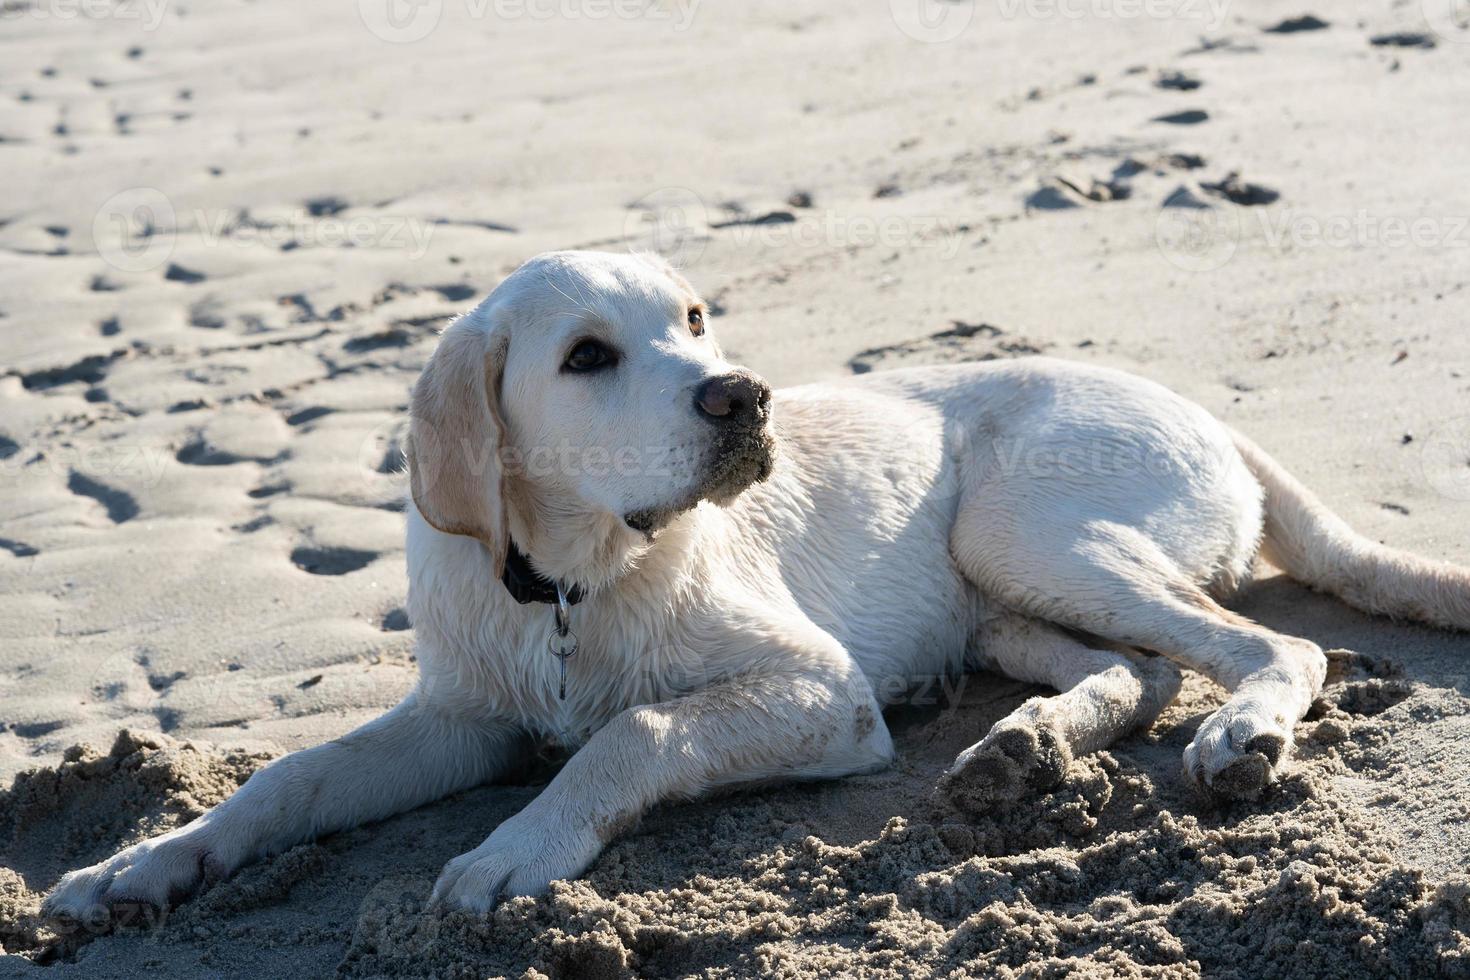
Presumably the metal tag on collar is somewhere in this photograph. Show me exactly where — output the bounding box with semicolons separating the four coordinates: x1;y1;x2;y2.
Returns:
546;581;578;700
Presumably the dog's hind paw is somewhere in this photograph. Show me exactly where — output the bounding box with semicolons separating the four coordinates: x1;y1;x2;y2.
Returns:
937;707;1072;817
1184;704;1292;801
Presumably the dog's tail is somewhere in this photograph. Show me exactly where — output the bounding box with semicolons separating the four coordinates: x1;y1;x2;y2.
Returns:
1231;429;1470;631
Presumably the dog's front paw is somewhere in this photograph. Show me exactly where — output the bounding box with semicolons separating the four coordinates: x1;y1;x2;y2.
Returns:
430;810;603;914
937;704;1072;817
43;826;233;924
1184;703;1293;801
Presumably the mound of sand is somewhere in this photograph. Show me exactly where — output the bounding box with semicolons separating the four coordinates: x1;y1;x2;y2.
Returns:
5;657;1467;977
0;731;269;962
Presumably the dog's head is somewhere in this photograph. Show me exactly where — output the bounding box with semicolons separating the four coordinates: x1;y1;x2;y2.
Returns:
406;250;775;586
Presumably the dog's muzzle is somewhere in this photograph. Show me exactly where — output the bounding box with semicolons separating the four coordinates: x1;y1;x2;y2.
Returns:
695;370;776;504
623;371;776;536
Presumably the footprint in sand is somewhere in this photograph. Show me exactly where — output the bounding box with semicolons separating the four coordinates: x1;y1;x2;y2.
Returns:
165;263;206;284
67;471;139;523
188;299;226;329
343;327;414;353
305;196;349;217
1200;173;1280;206
247;482;291;499
177;408;291;466
1152;109;1209;125
1024;185;1081;211
431;283;477;302
290;545;379;575
7;721;64;738
176;438;286;466
0;537;40;558
1263;15;1329;33
1155;70;1202;90
20;351;118;390
284;406;335;427
1370;32;1437;49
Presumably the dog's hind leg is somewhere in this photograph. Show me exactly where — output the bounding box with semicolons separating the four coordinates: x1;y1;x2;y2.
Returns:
938;611;1181;816
954;516;1328;801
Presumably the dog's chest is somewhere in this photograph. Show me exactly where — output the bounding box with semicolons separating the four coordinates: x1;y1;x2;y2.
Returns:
421;598;702;746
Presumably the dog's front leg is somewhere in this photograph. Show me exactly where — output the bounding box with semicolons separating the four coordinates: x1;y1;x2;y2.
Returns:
431;634;892;912
44;692;527;920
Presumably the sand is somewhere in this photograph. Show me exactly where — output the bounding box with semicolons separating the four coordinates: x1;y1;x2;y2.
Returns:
5;656;1470;977
3;0;1470;976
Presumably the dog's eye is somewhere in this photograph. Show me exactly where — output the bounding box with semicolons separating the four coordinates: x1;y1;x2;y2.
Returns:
564;339;616;373
687;306;705;337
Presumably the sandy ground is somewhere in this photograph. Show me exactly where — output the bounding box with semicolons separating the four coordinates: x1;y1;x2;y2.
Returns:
2;0;1470;976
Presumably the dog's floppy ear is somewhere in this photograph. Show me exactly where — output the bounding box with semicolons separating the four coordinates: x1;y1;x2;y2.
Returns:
407;316;510;576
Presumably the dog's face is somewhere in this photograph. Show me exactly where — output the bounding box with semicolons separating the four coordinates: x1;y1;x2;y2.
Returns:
407;251;775;578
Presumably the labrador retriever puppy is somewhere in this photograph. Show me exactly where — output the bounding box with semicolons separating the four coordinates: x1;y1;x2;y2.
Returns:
47;250;1470;917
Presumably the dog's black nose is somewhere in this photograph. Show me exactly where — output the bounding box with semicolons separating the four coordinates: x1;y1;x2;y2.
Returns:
695;371;771;424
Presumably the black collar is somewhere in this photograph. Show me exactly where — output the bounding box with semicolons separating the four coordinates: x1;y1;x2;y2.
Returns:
501;540;584;606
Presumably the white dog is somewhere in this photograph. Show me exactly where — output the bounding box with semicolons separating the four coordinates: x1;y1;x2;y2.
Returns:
46;250;1470;918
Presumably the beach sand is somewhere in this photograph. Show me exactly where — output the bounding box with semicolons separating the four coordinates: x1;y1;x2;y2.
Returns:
2;1;1469;975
